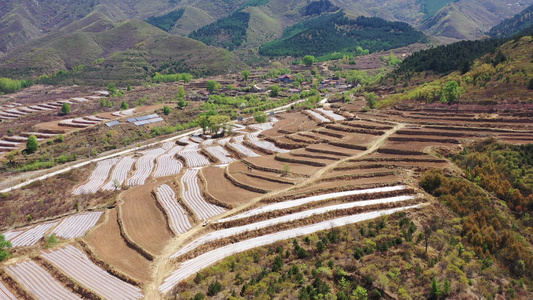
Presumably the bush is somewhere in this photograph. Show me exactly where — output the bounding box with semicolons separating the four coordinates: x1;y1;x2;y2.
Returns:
26;135;39;153
0;234;12;262
253;111;267;123
528;78;533;90
120;101;129;110
61;102;71;115
163;106;171;115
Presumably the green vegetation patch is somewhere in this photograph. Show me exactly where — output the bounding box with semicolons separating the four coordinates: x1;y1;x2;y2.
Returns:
259;12;426;57
145;9;185;32
188;12;251;51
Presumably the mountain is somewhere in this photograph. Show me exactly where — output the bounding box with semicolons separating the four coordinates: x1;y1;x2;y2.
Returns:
259;12;427;57
418;0;533;41
0;13;243;84
488;3;533;38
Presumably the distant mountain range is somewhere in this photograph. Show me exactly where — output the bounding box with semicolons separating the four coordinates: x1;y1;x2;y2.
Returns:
0;0;532;83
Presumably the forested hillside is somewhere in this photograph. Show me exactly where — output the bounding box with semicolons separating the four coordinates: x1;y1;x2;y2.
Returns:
488;3;533;38
188;12;251;51
259;12;427;57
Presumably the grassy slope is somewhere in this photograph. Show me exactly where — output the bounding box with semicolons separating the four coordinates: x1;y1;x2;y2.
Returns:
241;6;283;48
170;6;216;35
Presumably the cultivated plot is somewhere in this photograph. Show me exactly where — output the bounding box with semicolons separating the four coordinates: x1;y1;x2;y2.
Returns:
219;185;408;223
7;221;59;248
156;184;192;234
178;150;210;168
101;156;136;190
73;158;119;195
205;146;235;164
41;245;143;300
5;260;81;300
0;280;16;300
181;169;226;221
160;205;420;293
51;212;104;239
172;195;417;258
127;148;166;186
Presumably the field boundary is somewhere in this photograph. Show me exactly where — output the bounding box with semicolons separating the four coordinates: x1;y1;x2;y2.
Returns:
116;205;155;261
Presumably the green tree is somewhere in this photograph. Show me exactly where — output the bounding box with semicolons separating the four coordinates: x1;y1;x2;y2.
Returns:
26;135;39;153
197;115;210;134
352;286;368;300
443;278;451;296
61;102;71;115
253;111;268;123
163;106;171;115
46;234;58;248
207;281;223;296
120;101;129;110
208;115;230;135
270;84;281;97
127;84;132;91
107;83;118;97
0;234;12;262
442;81;463;104
430;277;441;299
177;98;187;108
206;80;220;92
242;70;250;82
303;55;316;66
364;92;378;109
176;86;186;99
316;240;326;253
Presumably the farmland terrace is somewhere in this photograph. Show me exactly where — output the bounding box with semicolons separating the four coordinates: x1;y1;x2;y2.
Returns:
0;102;532;300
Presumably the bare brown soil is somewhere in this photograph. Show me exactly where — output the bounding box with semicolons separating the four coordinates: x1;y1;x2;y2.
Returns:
244;155;322;176
201;166;262;205
84;208;151;282
120;180;173;255
228;163;293;191
305;143;363;156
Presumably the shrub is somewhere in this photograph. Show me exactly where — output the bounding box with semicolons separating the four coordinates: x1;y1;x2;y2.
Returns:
120;101;129;110
163;105;171;115
254;111;267;123
26;135;39;153
61;102;71;115
0;234;12;262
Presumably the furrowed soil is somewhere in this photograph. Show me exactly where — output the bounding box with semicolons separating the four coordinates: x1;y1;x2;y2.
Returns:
120;180;173;255
84;208;151;282
201;166;262;205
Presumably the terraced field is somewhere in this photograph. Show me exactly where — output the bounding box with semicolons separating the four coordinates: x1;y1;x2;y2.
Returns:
2;103;533;300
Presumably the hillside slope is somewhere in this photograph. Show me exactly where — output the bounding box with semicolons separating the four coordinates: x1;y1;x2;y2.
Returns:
488;3;533;38
0;15;243;84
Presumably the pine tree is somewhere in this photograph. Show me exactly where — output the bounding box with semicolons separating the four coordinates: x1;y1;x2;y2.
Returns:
430;277;441;299
443;278;451;296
